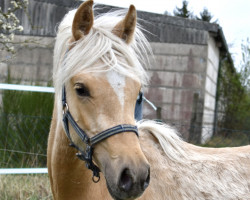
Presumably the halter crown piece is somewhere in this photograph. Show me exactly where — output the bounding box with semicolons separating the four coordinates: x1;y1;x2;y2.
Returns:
62;86;142;183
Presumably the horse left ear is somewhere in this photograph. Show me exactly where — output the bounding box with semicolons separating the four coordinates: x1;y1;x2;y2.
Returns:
72;0;94;41
112;5;137;44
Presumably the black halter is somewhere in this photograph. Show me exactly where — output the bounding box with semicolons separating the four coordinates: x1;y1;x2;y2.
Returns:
62;86;142;183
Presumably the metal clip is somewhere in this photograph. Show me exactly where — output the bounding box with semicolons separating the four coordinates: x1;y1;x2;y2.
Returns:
62;102;69;115
92;173;100;183
85;145;92;160
76;152;83;160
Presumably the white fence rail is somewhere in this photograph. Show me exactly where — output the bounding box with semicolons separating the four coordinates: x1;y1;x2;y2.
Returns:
0;168;48;174
0;83;54;93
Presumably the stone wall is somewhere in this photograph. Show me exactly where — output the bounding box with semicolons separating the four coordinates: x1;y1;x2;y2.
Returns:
144;42;209;140
0;36;54;85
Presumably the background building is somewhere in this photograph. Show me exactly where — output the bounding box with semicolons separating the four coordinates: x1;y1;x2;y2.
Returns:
0;0;232;143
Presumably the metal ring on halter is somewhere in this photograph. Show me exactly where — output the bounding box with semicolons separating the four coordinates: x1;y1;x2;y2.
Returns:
63;102;69;115
92;174;100;183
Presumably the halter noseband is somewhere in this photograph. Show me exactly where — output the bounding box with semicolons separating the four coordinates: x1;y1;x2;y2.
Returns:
62;86;140;183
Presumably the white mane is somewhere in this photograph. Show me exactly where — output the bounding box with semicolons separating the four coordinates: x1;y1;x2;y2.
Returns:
53;7;151;97
137;120;189;162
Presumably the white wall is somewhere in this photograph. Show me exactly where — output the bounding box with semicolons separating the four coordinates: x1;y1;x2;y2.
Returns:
201;35;220;143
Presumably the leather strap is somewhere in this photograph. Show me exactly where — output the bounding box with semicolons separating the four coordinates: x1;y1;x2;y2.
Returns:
90;124;138;146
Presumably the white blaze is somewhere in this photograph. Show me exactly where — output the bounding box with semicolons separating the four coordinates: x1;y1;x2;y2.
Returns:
106;70;126;107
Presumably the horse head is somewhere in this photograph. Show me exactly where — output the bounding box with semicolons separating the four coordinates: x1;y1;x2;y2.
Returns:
54;1;150;199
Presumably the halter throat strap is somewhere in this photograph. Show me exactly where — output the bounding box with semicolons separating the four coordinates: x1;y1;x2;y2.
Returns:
62;86;138;182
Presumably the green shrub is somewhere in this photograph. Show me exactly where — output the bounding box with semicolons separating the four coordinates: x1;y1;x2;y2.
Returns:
0;87;54;168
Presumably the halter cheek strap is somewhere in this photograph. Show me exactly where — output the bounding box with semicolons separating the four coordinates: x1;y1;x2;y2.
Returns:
62;86;139;183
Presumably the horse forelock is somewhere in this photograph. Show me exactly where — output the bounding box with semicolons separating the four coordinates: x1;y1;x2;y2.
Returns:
53;7;151;105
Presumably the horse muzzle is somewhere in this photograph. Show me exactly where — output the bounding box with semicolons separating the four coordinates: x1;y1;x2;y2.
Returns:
105;161;150;200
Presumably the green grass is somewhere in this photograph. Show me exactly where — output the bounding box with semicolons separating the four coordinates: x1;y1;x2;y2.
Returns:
0;89;53;168
202;132;249;147
0;174;52;200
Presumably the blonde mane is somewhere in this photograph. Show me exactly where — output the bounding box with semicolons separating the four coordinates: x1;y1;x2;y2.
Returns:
138;120;189;162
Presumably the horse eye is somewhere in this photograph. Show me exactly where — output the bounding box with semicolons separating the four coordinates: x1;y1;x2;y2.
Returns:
75;84;90;97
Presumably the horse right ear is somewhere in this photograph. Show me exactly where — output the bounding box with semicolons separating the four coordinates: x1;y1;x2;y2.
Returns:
72;0;94;41
112;5;137;44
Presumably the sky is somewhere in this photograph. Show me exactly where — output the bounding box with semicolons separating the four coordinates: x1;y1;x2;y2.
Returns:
94;0;250;69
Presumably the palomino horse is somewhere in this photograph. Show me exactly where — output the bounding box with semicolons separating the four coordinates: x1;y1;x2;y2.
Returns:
47;1;250;199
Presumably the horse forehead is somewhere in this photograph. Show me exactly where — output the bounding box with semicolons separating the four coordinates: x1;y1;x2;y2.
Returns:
105;70;126;106
73;70;138;104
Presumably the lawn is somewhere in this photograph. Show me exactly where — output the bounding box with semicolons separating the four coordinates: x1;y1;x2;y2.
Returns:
0;174;52;200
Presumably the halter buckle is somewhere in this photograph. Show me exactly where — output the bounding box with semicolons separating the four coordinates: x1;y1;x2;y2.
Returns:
85;145;92;161
62;102;69;115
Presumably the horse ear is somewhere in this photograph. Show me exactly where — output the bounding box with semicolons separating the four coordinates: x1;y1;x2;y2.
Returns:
112;5;137;44
72;0;94;41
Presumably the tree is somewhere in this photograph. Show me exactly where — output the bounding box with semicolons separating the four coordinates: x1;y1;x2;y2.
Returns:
240;38;250;90
164;10;171;16
0;0;28;60
216;39;250;138
196;7;217;23
173;0;193;18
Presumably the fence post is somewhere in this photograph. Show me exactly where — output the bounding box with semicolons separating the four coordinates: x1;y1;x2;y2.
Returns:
156;107;162;120
189;92;202;143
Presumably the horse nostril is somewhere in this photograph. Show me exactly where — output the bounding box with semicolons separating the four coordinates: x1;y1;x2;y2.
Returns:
119;168;133;192
141;168;150;191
